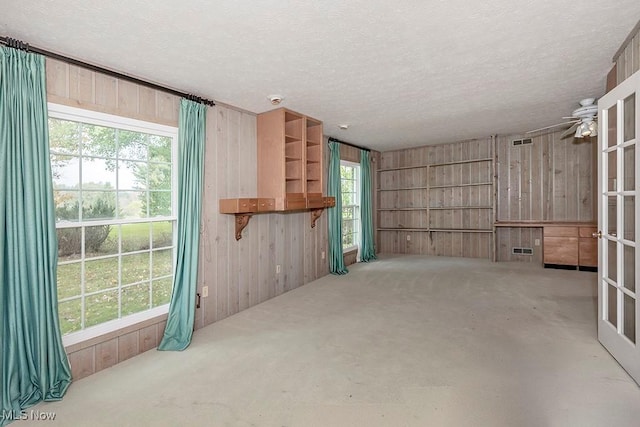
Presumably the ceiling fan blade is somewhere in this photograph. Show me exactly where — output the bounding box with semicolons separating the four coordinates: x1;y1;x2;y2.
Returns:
560;122;580;139
526;120;578;134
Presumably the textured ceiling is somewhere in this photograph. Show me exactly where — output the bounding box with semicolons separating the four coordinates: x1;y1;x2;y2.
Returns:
1;1;639;151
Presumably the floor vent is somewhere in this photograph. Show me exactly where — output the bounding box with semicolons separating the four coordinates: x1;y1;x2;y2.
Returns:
512;247;533;255
512;138;533;146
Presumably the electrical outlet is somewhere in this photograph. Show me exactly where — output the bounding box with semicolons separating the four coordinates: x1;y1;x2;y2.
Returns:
276;264;281;274
321;251;325;259
202;286;209;298
534;239;540;246
406;234;411;241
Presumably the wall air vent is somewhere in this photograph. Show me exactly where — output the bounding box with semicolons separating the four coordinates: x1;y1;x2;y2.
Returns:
512;247;533;255
512;138;533;146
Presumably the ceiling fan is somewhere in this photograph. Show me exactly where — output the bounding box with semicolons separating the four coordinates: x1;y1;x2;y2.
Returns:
527;98;598;139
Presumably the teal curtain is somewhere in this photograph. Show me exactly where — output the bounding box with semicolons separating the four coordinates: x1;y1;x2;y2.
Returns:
327;141;348;274
158;99;206;351
360;150;377;262
0;46;72;426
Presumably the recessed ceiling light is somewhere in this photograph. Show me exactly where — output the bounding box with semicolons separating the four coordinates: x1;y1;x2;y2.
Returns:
268;95;283;105
338;124;349;130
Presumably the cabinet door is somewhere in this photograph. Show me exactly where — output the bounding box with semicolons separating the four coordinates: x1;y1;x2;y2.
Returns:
544;236;579;265
579;238;598;267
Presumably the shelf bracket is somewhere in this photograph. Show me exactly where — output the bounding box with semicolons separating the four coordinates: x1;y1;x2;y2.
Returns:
310;208;324;228
234;214;252;240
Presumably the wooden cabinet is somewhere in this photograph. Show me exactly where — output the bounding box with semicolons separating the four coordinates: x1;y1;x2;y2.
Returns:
257;108;323;211
543;224;597;268
578;226;598;267
219;107;333;240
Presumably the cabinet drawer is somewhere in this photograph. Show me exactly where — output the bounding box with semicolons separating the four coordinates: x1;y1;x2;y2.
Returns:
219;198;258;213
324;197;336;208
544;236;579;265
544;226;579;237
579;226;598;238
257;198;275;212
306;197;325;208
285;198;307;210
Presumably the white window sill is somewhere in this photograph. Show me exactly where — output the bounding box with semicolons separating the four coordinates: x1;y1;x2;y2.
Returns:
62;305;169;349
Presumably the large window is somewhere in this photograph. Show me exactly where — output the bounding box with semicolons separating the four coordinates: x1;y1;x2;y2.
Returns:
340;161;361;252
48;104;178;341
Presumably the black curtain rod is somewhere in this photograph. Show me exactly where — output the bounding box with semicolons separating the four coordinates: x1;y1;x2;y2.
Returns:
328;137;370;152
0;36;215;106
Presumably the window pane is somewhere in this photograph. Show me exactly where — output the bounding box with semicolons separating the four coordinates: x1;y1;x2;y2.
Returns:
52;156;80;189
118;190;147;219
58;298;82;334
82;191;116;221
85;257;119;293
85;290;119;328
121;223;150;253
340;166;353;180
342;207;353;219
119;160;146;191
122;282;150;316
152;277;173;307
57;227;81;259
152;249;172;278
118;130;148;161
343;219;354;234
57;262;81;299
342;192;354;206
82;157;116;189
149;191;172;217
149;135;172;163
121;252;150;285
148;163;172;190
152;221;173;248
82;124;116;158
85;224;118;256
49;118;80;155
55;191;80;222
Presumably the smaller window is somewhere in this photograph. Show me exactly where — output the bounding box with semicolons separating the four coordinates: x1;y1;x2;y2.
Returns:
340;161;361;252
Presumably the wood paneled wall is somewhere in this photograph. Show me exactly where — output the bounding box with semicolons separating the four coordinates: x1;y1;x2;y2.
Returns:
377;138;494;259
196;108;329;329
495;131;596;262
46;58;329;380
614;20;640;86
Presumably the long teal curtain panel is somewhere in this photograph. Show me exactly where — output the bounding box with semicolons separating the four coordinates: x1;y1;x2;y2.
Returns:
0;46;72;426
359;150;377;262
327;141;348;274
158;99;206;351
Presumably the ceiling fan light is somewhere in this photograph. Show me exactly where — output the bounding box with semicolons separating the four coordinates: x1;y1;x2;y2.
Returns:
576;122;591;137
588;120;598;137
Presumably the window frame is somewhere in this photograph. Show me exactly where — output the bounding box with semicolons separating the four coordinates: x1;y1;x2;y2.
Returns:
340;160;361;253
48;103;179;347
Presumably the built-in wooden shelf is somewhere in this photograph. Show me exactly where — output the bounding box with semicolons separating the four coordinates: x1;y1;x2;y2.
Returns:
430;206;492;210
220;197;336;240
377;228;493;233
429;182;493;189
429;158;493;167
378;186;429;191
377;158;493;173
378;207;428;211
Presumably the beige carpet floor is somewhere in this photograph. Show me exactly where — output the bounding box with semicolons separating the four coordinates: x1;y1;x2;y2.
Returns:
19;255;640;426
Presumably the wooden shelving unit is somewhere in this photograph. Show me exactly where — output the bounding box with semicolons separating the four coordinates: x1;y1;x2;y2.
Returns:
220;108;334;240
375;140;494;258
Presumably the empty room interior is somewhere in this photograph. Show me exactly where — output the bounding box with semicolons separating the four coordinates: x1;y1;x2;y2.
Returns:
3;2;640;426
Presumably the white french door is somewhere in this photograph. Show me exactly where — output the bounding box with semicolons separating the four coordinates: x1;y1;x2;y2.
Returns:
598;68;640;384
